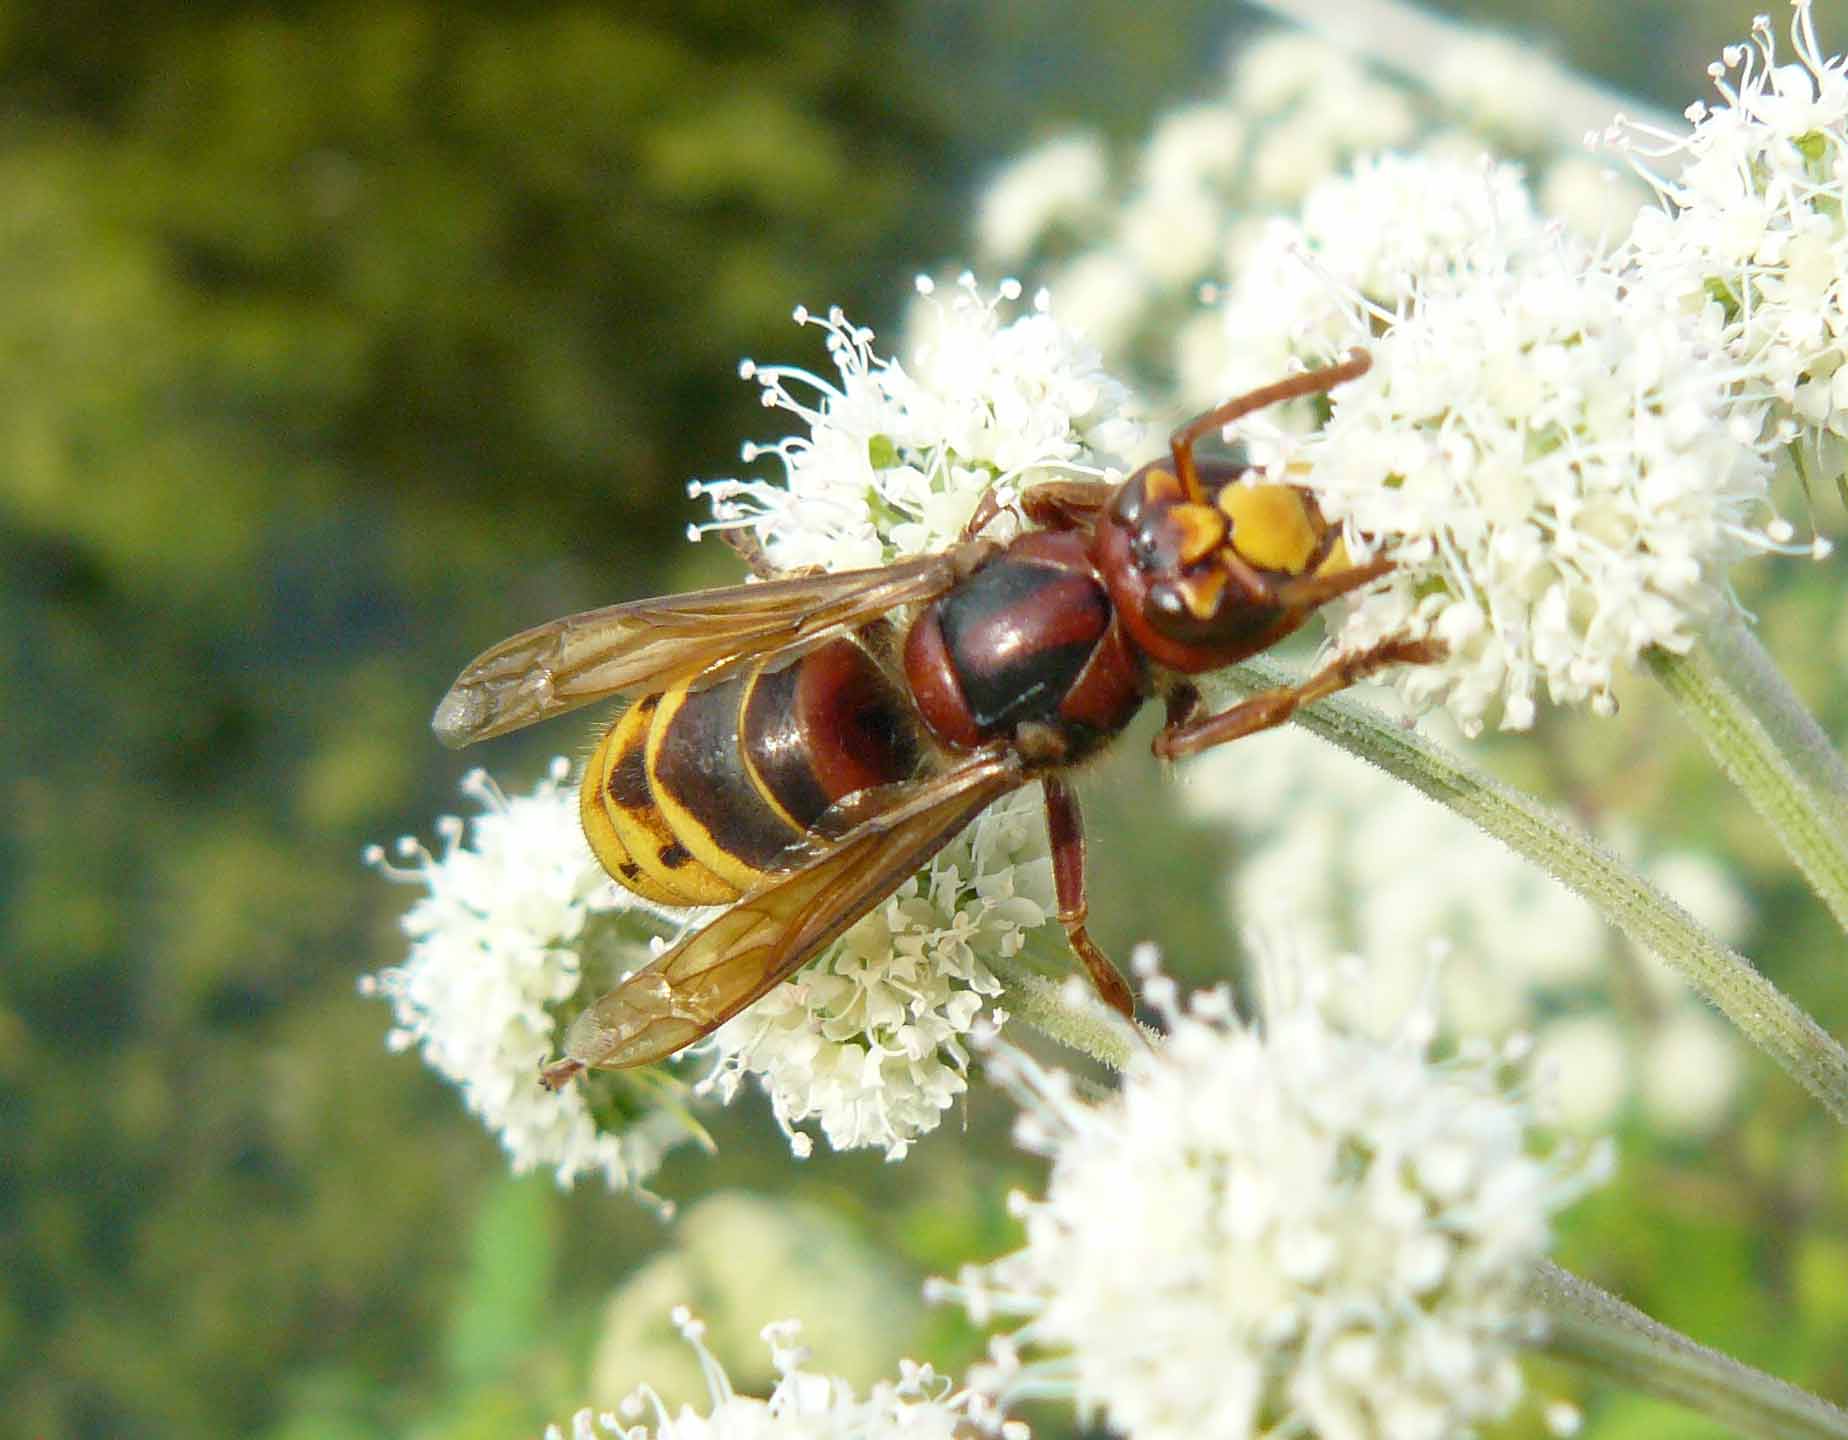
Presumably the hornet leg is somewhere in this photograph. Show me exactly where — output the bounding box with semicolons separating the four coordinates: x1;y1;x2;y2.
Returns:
1042;775;1136;1020
1153;635;1445;761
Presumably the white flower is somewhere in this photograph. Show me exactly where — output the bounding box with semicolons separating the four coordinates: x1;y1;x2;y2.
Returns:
1532;1014;1632;1134
973;24;1635;409
1268;205;1785;733
1616;0;1848;463
1139;103;1249;195
1229;33;1420;206
702;790;1056;1162
365;761;701;1202
1538;154;1649;248
689;276;1141;572
976;133;1111;263
1202;154;1547;410
1115;105;1250;287
1044;248;1157;355
373;760;1053;1171
941;950;1609;1440
1639;1008;1743;1137
1428;31;1577;152
547;1310;990;1440
1194;719;1600;1016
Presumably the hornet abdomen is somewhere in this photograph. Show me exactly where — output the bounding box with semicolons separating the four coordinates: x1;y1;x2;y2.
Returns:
580;636;921;906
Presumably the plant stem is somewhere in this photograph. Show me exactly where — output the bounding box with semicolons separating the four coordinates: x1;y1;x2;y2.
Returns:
1210;658;1848;1123
1531;1263;1848;1440
1646;617;1848;933
986;949;1143;1069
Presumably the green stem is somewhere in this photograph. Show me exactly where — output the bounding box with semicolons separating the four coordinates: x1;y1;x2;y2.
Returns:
1531;1263;1848;1440
1212;658;1848;1124
1646;618;1848;934
986;949;1142;1069
1710;621;1848;817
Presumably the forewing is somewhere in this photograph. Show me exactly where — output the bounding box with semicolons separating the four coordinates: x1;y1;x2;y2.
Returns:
433;553;957;746
556;748;1026;1071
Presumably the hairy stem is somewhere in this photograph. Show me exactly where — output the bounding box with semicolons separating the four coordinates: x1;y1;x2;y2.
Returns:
1532;1263;1848;1440
987;948;1143;1069
1646;619;1848;933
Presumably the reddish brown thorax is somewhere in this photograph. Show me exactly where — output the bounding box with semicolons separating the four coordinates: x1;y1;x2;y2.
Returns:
902;529;1147;761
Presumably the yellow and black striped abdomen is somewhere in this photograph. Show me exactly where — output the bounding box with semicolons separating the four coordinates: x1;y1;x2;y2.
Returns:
580;692;734;905
580;637;922;908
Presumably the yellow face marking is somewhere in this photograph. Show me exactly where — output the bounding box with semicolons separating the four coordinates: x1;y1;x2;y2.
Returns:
1176;566;1228;621
1316;534;1354;577
1170;502;1230;566
1141;467;1184;505
1216;483;1321;575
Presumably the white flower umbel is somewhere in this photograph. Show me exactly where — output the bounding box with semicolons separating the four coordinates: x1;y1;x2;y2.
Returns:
702;789;1056;1162
943;951;1609;1440
1277;217;1785;734
1617;1;1848;474
689;276;1141;572
388;279;1138;1169
1231;32;1420;209
977;133;1112;264
1203;153;1547;411
365;762;699;1201
977;22;1648;399
546;1309;989;1440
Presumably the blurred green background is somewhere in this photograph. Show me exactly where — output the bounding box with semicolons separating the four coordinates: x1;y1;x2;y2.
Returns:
4;2;1844;1437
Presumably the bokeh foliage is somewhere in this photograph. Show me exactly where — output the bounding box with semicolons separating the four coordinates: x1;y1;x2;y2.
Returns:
3;2;1844;1439
2;2;965;1433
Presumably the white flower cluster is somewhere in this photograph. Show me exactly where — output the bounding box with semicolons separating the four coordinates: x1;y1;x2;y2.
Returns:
972;63;1787;734
1618;1;1848;465
975;132;1112;276
1204;153;1545;411
1289;215;1784;732
704;790;1056;1161
591;1194;927;1409
690;275;1141;572
1188;133;1798;733
363;762;698;1200
547;1310;990;1440
943;953;1610;1440
977;10;1845;735
1182;719;1749;1135
977;24;1644;384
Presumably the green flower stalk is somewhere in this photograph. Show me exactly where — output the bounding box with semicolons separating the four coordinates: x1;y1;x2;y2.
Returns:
1648;616;1848;936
